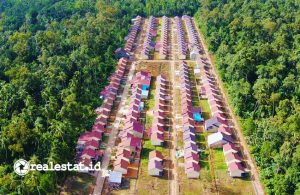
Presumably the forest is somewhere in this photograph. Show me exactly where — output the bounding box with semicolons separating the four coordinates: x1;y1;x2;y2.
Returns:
0;0;299;194
195;0;300;194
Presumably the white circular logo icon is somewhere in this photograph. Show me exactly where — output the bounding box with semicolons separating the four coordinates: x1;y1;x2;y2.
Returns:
14;159;30;176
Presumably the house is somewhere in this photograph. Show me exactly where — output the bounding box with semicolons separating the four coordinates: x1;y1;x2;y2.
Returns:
78;158;93;173
84;140;99;150
148;160;163;176
149;150;164;162
77;131;101;145
119;136;142;151
81;148;98;160
151;132;164;146
225;152;242;165
223;143;239;155
213;112;227;121
210;107;225;118
228;162;246;177
114;158;129;174
208;132;234;148
124;121;144;138
184;142;198;151
184;150;199;163
218;125;232;135
175;17;186;60
185;161;200;179
183;126;196;135
115;48;130;59
108;171;122;188
116;148;131;161
183;132;196;143
204;116;223;132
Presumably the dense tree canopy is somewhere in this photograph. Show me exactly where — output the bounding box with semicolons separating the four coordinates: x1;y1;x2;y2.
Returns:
0;0;133;194
195;0;300;194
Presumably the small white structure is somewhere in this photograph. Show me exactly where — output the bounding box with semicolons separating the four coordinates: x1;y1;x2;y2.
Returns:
207;132;234;148
108;171;122;184
193;67;201;76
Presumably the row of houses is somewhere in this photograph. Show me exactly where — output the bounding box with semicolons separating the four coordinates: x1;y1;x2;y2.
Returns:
150;75;168;146
125;16;142;53
113;71;152;175
148;150;164;176
159;16;169;60
182;15;201;60
179;61;201;178
140;16;157;60
175;16;187;60
198;65;247;177
76;58;129;172
100;58;128;99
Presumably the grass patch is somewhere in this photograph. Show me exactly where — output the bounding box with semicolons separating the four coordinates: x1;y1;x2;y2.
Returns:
141;140;168;159
199;160;209;170
199;99;211;119
196;133;206;143
177;131;184;148
145;115;153;129
144;78;156;110
213;148;227;170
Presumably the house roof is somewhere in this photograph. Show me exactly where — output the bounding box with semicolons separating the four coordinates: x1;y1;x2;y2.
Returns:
205;116;222;128
116;148;131;159
108;171;122;184
184;142;198;151
151;132;164;141
82;148;97;158
122;136;142;148
79;157;92;167
114;158;129;169
185;161;200;172
96;116;107;125
149;150;164;161
92;123;105;132
85;140;99;149
228;162;245;172
90;131;102;139
184;152;199;162
183;132;196;141
207;132;234;145
183;126;196;134
223;143;239;153
148;160;163;170
126;121;144;133
218;125;232;135
225;152;242;162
